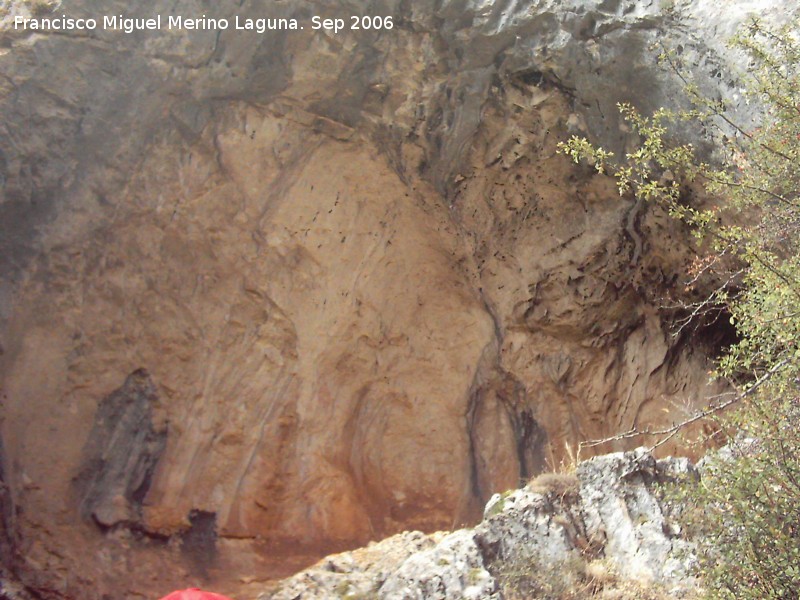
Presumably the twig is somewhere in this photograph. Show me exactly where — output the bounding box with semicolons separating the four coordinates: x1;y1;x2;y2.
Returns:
579;358;791;452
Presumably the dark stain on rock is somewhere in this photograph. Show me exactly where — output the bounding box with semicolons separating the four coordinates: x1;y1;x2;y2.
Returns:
181;509;218;579
73;369;167;530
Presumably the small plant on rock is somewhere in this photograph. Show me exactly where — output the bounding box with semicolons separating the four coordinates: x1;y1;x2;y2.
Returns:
494;550;673;600
528;472;580;503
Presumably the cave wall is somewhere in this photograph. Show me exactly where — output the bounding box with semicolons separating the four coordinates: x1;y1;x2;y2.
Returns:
0;0;793;597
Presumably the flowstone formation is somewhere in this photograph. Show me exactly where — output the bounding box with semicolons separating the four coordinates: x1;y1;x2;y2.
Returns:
0;0;793;597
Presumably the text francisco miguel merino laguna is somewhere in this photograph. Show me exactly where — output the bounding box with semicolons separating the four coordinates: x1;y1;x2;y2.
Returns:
12;13;375;34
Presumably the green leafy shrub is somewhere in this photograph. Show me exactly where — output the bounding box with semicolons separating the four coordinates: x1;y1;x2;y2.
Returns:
561;17;800;600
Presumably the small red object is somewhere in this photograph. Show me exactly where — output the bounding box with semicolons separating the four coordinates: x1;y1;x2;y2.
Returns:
158;588;235;600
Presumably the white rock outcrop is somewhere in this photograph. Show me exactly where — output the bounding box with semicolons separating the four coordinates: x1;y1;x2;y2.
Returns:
260;449;698;599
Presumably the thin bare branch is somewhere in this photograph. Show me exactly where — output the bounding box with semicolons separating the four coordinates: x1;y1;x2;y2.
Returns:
699;173;800;208
579;358;791;451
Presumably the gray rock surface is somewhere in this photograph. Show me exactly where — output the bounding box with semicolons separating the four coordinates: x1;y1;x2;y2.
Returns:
575;449;697;583
478;449;697;592
261;531;440;600
380;530;499;600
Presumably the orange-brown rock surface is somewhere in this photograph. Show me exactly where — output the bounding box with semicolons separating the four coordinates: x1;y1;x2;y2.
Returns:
0;0;777;597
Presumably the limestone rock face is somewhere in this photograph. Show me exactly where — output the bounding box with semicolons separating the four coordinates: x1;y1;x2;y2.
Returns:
259;449;698;600
0;0;792;597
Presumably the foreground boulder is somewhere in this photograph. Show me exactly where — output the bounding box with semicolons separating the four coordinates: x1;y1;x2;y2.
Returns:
260;449;698;599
